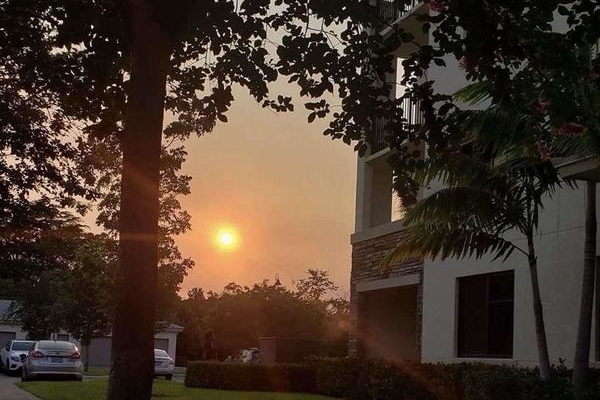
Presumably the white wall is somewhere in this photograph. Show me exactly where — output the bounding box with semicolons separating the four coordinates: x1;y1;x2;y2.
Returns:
421;184;597;366
0;324;27;340
154;331;179;360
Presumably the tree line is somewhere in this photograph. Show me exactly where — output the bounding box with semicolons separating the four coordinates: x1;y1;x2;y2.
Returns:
0;202;348;368
177;270;349;364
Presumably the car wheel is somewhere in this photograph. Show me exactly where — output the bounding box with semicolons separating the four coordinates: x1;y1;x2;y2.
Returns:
165;374;173;381
75;375;83;382
6;360;15;377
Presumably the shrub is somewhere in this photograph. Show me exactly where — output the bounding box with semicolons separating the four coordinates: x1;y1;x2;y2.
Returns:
185;361;316;393
186;358;598;400
313;359;596;400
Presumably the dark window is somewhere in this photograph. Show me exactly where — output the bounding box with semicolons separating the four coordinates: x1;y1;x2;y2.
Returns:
11;341;35;351
457;271;514;358
38;340;76;351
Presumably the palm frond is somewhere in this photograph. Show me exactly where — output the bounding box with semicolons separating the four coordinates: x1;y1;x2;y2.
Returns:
453;107;530;153
412;152;493;188
381;221;524;270
453;81;493;105
404;186;515;233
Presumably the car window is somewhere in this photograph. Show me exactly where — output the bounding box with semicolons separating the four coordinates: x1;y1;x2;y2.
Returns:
11;342;35;351
154;349;169;357
38;341;76;351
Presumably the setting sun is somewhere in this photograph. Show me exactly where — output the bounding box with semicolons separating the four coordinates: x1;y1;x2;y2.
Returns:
215;227;238;251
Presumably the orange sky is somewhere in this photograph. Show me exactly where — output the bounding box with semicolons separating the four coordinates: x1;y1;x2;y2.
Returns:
174;89;357;297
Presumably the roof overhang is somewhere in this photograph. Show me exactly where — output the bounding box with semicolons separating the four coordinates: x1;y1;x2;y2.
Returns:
554;154;600;182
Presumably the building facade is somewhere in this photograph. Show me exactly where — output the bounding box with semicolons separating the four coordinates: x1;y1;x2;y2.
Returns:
349;0;598;367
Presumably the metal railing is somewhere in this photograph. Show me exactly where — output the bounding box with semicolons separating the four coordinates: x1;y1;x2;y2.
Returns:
371;96;423;154
377;0;421;25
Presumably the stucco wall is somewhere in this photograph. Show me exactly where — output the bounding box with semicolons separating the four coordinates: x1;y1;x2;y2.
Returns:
421;185;598;366
0;324;27;340
154;331;179;359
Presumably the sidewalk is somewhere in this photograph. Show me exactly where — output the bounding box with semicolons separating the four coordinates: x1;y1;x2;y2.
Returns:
0;375;39;400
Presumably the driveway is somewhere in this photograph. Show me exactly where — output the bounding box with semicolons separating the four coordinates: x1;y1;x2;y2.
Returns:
0;373;39;400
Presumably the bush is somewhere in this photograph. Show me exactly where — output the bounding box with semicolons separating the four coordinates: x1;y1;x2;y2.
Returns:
185;361;316;393
313;359;597;400
186;358;599;400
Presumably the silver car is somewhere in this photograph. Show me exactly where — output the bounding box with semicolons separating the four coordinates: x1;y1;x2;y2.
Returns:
1;340;35;374
21;340;82;381
154;349;175;380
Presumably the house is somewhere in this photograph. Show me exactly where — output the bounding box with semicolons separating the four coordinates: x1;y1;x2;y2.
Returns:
349;1;597;367
84;324;183;367
0;300;27;344
0;300;182;366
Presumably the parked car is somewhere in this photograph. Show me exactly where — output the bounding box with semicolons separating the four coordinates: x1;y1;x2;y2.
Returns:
1;340;35;374
239;348;260;363
21;340;82;381
154;349;175;380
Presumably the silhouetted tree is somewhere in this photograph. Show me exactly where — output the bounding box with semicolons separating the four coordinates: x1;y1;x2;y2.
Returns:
1;1;429;398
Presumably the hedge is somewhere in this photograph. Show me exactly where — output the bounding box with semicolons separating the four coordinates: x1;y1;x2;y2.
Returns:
185;358;600;400
185;361;316;393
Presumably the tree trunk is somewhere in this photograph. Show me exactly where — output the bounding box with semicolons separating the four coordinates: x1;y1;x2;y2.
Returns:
107;2;170;400
526;233;551;381
573;181;597;396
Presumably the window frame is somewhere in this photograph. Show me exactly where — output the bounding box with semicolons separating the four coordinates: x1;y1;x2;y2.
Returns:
456;270;515;359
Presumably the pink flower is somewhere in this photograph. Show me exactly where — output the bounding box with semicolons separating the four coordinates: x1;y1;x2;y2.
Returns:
429;0;444;13
557;122;585;137
537;141;553;161
458;56;472;71
536;99;550;112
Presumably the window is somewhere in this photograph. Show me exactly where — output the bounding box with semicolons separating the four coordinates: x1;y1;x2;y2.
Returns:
38;340;76;351
457;271;514;358
11;341;35;351
154;349;169;357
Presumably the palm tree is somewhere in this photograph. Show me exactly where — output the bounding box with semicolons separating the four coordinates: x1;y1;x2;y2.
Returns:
550;43;600;395
383;82;561;380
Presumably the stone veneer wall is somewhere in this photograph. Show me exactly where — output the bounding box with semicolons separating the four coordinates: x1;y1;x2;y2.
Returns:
348;228;424;360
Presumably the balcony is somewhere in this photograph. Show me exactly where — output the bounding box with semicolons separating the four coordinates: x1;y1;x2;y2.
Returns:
377;0;421;25
371;96;423;154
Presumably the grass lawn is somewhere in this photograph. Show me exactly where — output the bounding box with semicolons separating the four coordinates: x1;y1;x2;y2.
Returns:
81;367;186;376
18;378;340;400
82;367;110;376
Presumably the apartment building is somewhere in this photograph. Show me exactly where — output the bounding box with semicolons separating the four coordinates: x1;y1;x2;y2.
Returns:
349;0;598;366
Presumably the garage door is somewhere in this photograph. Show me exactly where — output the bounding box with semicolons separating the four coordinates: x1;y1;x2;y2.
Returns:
88;337;112;367
0;332;16;348
154;338;169;352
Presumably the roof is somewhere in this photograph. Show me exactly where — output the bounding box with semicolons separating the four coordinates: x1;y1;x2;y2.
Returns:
0;300;16;323
166;323;184;333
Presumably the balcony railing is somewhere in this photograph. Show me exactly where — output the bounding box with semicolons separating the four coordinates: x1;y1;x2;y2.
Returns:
371;96;423;154
377;0;421;25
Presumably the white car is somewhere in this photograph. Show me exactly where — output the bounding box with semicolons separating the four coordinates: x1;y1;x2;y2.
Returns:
21;340;83;381
1;340;35;374
239;348;260;363
154;349;175;380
